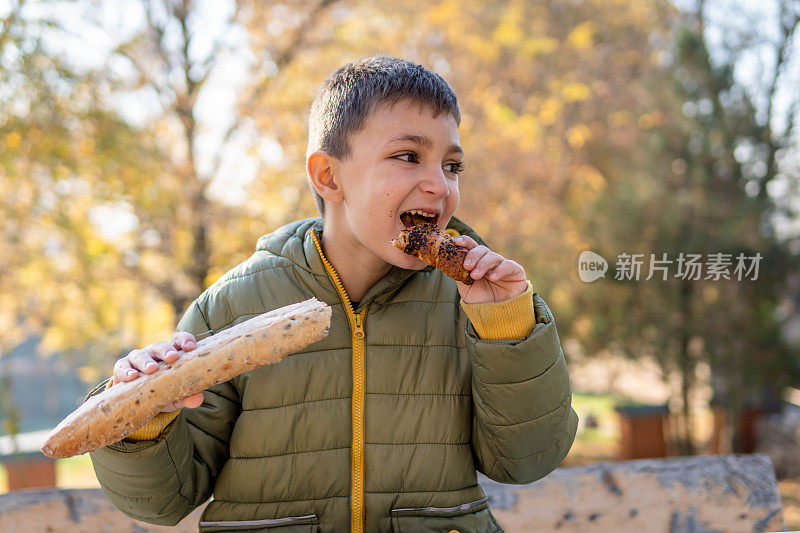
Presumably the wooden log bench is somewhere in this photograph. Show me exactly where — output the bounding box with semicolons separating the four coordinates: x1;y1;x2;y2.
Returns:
0;454;786;532
484;454;785;532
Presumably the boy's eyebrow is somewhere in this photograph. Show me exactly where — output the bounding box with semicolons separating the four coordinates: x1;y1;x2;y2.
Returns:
387;134;463;155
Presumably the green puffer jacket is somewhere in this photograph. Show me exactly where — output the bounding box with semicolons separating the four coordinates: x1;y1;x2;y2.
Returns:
88;216;578;533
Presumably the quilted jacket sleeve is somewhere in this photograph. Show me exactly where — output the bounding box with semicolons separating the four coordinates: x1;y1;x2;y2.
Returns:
465;291;579;485
88;300;242;526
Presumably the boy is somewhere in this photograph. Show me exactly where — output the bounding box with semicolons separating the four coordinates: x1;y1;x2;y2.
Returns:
87;56;578;532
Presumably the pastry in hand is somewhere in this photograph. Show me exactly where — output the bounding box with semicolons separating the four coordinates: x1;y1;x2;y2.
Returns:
392;213;474;285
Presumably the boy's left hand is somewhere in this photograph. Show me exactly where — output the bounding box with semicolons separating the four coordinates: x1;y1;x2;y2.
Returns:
453;235;528;304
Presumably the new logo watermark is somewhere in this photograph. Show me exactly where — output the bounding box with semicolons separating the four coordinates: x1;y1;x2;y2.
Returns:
578;251;608;282
578;251;762;282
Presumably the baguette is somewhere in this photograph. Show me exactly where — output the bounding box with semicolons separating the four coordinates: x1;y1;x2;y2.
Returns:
41;298;331;458
391;221;473;285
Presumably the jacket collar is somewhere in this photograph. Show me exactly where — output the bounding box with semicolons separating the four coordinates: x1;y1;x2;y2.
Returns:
256;215;485;312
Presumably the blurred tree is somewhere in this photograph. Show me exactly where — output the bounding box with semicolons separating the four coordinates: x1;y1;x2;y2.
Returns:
675;0;800;452
575;0;800;453
0;0;682;364
0;0;339;366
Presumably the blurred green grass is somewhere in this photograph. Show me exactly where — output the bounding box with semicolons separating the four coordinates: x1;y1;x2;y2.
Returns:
568;392;621;464
57;454;100;488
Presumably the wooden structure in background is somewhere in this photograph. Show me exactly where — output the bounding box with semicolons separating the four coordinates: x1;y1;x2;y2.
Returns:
1;430;56;491
709;404;765;454
0;454;784;532
485;454;784;532
615;404;669;459
3;453;56;491
0;488;207;532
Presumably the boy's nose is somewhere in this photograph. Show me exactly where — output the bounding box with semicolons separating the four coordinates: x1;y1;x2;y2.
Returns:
420;170;450;197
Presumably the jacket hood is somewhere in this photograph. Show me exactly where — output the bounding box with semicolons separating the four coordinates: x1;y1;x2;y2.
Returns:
253;216;486;307
255;215;485;258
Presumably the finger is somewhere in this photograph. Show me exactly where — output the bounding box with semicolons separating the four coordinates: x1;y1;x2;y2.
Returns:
470;252;504;280
171;331;197;352
486;259;525;282
147;340;179;364
463;245;491;270
453;235;478;250
113;358;138;382
128;349;160;374
182;393;204;409
145;340;178;363
161;392;204;413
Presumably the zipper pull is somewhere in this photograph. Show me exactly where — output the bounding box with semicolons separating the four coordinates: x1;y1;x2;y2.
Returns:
353;313;365;340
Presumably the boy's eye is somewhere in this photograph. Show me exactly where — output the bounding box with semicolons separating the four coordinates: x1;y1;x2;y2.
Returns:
445;162;465;174
393;152;463;175
395;152;418;164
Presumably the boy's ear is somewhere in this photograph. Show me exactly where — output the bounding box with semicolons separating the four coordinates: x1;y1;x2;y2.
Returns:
307;150;344;205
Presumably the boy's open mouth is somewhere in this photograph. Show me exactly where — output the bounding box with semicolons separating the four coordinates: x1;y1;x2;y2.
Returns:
400;210;439;228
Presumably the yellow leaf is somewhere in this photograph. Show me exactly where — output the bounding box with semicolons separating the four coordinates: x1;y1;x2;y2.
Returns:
515;115;541;149
427;1;459;26
562;83;590;103
493;21;523;46
204;267;224;287
80;138;95;155
521;37;559;57
574;164;606;193
485;100;516;125
539;98;562;125
567;21;596;50
465;34;499;62
567;124;592;148
608;110;632;127
638;113;655;129
5;132;21;148
86;237;106;258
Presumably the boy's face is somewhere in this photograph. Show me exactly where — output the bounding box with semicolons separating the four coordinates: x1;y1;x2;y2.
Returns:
328;99;462;270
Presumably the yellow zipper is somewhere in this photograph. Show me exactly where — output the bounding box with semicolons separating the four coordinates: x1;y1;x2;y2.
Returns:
312;230;367;533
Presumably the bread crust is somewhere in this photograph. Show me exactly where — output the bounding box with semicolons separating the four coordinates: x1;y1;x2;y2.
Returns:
41;299;331;458
392;223;474;285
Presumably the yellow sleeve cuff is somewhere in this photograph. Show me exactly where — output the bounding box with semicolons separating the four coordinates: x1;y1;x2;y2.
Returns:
445;227;537;340
104;376;181;442
460;280;537;340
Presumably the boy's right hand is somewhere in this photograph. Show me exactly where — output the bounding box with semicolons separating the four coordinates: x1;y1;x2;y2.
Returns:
111;331;205;413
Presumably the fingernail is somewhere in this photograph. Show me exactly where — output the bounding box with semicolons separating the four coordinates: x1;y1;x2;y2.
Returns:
126;369;137;378
185;340;196;349
146;362;157;371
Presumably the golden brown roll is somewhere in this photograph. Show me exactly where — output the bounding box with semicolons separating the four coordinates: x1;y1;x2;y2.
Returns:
392;222;474;285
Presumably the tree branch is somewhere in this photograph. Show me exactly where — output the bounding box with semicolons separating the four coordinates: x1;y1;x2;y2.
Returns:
193;2;242;90
765;4;799;137
207;0;340;182
0;0;26;50
759;1;799;200
142;0;176;82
